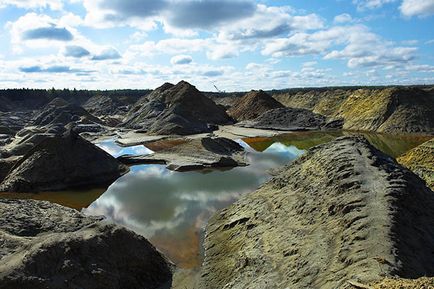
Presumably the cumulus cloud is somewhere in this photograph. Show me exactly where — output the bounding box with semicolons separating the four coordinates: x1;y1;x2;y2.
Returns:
22;26;73;41
207;44;239;60
400;0;434;17
64;45;90;58
170;55;193;65
334;13;353;23
263;25;417;69
91;48;121;60
82;0;256;30
7;13;82;52
165;0;255;29
218;5;323;41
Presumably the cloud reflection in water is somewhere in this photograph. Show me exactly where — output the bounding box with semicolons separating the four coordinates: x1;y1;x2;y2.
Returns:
84;141;305;267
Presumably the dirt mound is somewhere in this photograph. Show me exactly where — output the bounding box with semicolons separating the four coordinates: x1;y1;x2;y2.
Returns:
227;90;284;121
123;81;232;135
397;138;434;190
199;136;434;289
0;131;129;192
0;199;173;289
33;99;102;127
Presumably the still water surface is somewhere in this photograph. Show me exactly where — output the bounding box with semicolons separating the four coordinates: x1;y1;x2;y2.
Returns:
86;140;304;268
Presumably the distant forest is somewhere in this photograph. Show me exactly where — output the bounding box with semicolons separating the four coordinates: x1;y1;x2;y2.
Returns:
0;88;151;102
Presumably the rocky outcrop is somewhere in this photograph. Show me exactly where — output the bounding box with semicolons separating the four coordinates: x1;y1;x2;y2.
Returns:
123;81;232;135
0;199;173;289
118;137;245;171
397;138;434;190
274;87;434;134
0;131;129;192
199;137;434;289
237;107;341;131
227;90;284;121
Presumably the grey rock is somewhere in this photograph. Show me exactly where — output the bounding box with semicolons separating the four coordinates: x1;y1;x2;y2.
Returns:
199;136;434;289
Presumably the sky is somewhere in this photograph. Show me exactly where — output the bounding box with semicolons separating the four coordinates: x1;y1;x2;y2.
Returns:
0;0;433;91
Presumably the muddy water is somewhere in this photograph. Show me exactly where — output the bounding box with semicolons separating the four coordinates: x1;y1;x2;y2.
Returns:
1;131;430;287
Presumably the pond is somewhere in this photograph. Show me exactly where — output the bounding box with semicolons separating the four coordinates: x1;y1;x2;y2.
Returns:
84;140;305;269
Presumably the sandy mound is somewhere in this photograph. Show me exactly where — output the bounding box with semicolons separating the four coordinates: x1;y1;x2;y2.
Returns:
123;81;232;135
227;90;284;121
0;131;129;192
199;136;434;289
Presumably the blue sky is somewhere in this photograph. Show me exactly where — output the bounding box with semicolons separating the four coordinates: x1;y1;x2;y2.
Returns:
0;0;433;91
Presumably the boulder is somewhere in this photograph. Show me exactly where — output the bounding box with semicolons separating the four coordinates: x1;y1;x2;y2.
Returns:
0;131;129;192
0;199;173;289
227;90;284;121
199;136;434;289
123;81;233;135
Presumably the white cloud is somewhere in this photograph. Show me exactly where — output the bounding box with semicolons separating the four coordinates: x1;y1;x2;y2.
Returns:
170;55;193;65
207;44;239;60
334;13;353;23
263;25;417;69
353;0;397;10
218;5;323;41
400;0;434;17
7;13;78;52
0;0;63;10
